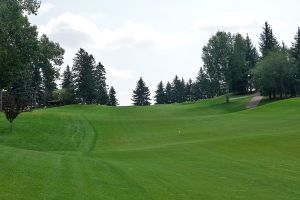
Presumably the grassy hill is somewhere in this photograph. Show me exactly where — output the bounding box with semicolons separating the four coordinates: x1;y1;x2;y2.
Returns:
0;96;299;200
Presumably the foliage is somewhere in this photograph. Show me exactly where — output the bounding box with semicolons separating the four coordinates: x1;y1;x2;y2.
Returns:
72;48;97;104
154;81;166;104
107;86;118;106
94;62;108;105
132;77;151;106
259;22;279;57
202;31;233;102
253;49;296;99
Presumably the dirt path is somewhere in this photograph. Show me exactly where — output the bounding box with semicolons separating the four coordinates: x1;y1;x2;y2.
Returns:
246;92;263;109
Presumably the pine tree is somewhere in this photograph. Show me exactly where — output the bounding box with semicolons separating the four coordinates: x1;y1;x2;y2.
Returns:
61;65;75;104
132;77;151;106
171;75;186;103
154;81;166;104
194;68;211;99
107;86;118;106
165;82;173;104
259;22;279;57
94;62;108;105
72;48;96;104
185;79;194;101
245;34;259;92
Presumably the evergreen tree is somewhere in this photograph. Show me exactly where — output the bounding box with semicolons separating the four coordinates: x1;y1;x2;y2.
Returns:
165;82;173;104
194;68;211;99
291;27;300;94
132;77;151;106
171;75;185;103
107;86;118;106
245;34;259;92
154;81;166;104
94;62;108;104
291;27;300;62
61;65;75;104
185;79;194;102
72;48;96;104
259;22;279;57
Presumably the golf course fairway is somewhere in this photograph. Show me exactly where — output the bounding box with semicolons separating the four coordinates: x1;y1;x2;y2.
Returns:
0;96;299;200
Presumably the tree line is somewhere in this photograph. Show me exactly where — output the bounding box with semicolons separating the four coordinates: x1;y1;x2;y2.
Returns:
132;22;300;105
59;48;118;106
0;0;118;130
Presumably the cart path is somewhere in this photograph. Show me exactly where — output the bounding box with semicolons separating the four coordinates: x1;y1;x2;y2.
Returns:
246;92;263;109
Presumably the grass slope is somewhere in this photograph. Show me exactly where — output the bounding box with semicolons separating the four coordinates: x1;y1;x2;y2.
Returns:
0;96;299;200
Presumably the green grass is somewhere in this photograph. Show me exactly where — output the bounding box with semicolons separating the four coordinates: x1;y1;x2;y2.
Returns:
0;96;300;199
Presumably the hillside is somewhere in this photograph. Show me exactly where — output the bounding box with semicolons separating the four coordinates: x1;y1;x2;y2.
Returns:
0;96;299;200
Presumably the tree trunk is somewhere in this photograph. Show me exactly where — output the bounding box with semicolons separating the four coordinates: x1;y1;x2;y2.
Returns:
33;89;37;108
225;84;230;103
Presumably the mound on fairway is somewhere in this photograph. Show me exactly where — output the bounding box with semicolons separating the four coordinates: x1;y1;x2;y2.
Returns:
0;96;299;200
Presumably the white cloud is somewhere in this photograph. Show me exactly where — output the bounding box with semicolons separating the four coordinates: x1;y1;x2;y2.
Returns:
38;12;190;50
193;12;284;33
107;67;135;80
38;3;54;15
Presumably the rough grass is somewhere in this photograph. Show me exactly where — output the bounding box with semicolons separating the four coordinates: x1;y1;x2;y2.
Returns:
0;96;299;199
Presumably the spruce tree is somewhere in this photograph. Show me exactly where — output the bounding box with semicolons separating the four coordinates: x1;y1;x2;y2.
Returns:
259;22;279;57
165;82;173;104
94;62;108;105
185;79;194;102
245;34;259;92
107;86;118;106
194;68;211;100
61;65;75;104
171;75;185;103
72;48;96;104
154;81;166;104
132;77;151;106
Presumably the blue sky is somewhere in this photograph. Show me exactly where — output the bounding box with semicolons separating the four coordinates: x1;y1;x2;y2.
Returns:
29;0;300;105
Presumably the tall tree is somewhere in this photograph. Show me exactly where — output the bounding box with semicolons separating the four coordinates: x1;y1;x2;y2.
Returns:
245;34;259;92
107;86;118;106
38;34;64;104
194;68;211;100
154;81;166;104
165;82;173;104
61;65;75;104
253;49;296;99
72;48;96;104
185;79;195;102
0;0;40;111
94;62;108;105
132;77;151;106
291;27;300;94
230;33;247;94
171;75;185;103
259;22;279;57
202;31;233;103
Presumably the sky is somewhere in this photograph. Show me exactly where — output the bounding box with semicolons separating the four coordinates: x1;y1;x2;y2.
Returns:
29;0;300;105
